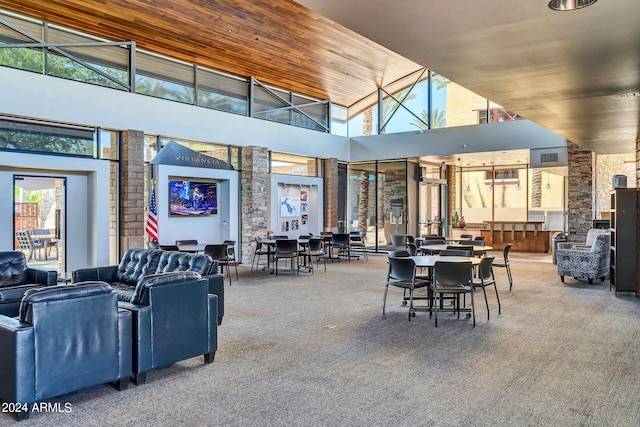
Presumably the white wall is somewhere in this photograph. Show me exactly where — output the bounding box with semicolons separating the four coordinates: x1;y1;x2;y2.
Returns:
269;174;324;238
0;67;350;161
154;164;239;245
0;152;111;270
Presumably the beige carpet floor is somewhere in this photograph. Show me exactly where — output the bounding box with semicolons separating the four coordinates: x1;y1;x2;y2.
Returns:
4;251;640;426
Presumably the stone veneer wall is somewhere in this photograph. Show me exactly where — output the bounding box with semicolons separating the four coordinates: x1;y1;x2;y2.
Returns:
120;130;145;254
566;141;595;243
595;154;636;219
323;158;338;232
447;166;457;235
240;146;269;264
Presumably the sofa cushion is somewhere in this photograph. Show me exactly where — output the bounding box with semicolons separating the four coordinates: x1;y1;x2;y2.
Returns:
131;271;202;305
156;251;212;276
109;282;136;302
0;284;42;302
0;251;28;287
113;249;163;286
19;281;112;322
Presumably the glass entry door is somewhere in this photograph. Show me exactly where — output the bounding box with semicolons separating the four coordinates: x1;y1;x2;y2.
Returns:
13;175;66;273
419;181;443;237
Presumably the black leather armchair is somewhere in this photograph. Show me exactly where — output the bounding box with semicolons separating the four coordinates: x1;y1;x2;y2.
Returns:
117;271;218;385
73;249;225;325
0;251;57;317
0;282;132;421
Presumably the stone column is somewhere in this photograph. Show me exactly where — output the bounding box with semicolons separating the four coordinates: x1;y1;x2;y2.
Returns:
566;140;595;243
240;146;269;264
120;130;145;254
447;166;457;235
323;158;338;232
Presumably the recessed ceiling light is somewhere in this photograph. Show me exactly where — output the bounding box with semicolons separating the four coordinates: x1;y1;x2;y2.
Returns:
548;0;598;11
617;91;640;98
227;29;232;33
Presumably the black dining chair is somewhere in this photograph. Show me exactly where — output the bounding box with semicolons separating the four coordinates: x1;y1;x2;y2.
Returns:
383;257;431;321
252;236;270;271
493;243;514;290
176;239;198;246
274;239;299;276
460;234;474;239
147;241;160;249
159;245;179;251
470;256;500;320
387;250;410;257
223;240;239;280
449;245;474;257
474;236;486;242
349;231;368;260
431;261;475;327
331;233;351;262
298;238;326;274
441;248;471;257
205;244;234;284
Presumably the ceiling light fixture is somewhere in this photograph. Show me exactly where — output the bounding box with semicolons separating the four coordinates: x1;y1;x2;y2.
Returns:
548;0;598;11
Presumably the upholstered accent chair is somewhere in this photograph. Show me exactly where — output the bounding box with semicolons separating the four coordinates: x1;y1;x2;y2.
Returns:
0;251;57;317
556;232;610;284
0;282;132;421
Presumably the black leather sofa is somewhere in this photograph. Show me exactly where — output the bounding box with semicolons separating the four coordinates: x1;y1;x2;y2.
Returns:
0;282;132;421
0;251;57;317
73;249;225;325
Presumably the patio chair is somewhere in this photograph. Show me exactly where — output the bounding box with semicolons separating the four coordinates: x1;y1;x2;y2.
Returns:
493;243;514;290
15;230;45;261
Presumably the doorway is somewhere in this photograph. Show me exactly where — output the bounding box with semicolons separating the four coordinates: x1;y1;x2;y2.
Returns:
13;175;66;273
419;181;444;237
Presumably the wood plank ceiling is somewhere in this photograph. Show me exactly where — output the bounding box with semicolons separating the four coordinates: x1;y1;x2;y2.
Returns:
0;0;424;108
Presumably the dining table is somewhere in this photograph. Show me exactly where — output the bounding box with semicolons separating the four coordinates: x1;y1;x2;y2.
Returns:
419;243;493;255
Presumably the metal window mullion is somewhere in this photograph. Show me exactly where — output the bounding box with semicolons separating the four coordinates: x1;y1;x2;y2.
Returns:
129;41;136;93
380;87;427;130
43;21;48;75
249;77;255;117
377;88;382;135
193;65;198;106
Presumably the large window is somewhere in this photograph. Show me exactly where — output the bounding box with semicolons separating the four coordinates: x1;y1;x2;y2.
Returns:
270;152;319;177
0;118;95;157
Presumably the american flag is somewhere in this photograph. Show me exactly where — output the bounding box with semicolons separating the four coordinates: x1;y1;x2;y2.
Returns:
145;185;159;242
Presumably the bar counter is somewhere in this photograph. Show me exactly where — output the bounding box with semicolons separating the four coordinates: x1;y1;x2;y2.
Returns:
480;221;549;253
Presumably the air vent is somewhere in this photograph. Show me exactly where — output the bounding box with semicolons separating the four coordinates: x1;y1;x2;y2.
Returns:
540;152;559;163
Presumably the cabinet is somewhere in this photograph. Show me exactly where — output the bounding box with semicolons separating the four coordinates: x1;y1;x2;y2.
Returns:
609;189;638;295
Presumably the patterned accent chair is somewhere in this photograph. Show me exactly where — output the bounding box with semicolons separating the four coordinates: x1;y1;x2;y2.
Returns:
556;232;610;284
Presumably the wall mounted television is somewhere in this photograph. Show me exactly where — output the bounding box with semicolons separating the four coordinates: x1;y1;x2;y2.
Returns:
169;179;217;216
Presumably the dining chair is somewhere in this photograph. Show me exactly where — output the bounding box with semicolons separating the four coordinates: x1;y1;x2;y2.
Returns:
252;236;270;271
407;242;418;256
383;257;430;321
473;236;486;242
175;239;198;246
274;239;299;276
493;243;514;290
222;240;239;280
159;245;179;251
470;256;500;320
421;239;445;255
441;249;471;257
15;230;45;261
349;231;368;260
460;234;474;239
431;261;475;327
448;245;474;257
204;244;234;284
298;238;325;274
331;233;351;262
147;241;160;249
387;250;410;257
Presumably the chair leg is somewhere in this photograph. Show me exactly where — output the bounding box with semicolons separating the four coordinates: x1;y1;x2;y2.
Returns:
204;351;216;364
470;291;476;327
506;264;513;290
493;282;501;314
481;286;490;320
408;289;414;321
382;285;389;316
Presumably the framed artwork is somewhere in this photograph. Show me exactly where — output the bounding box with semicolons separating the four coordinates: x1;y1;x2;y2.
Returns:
280;196;300;217
300;190;308;202
302;214;308;224
291;219;299;230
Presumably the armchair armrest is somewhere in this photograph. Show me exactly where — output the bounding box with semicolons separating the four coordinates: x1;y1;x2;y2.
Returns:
117;308;133;382
73;265;118;283
26;266;57;286
204;273;224;324
0;316;35;405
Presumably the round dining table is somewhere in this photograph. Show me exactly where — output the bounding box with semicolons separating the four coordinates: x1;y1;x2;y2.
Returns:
419;243;493;254
409;255;481;268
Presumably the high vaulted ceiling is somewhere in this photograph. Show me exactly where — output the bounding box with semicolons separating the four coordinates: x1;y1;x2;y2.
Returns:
0;0;638;155
296;0;640;155
0;0;422;109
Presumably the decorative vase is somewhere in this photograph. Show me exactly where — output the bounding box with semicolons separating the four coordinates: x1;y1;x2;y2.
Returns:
457;216;466;229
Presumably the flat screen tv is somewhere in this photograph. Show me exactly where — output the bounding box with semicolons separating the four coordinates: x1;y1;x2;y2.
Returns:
169;179;217;216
